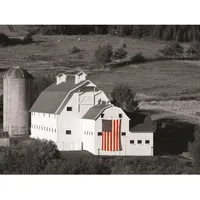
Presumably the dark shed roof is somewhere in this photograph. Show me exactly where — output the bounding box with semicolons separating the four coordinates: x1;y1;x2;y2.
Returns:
30;77;88;114
124;111;155;132
82;104;112;120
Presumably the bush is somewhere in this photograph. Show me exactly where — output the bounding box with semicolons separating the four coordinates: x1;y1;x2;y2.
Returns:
69;46;80;54
131;52;146;63
0;139;59;174
158;42;184;58
189;126;200;171
111;84;139;111
186;41;200;59
0;32;9;46
23;33;33;44
94;43;113;66
42;157;112;174
113;47;127;60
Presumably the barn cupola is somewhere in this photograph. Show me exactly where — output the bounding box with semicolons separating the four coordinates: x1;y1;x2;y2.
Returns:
75;71;87;84
56;73;68;85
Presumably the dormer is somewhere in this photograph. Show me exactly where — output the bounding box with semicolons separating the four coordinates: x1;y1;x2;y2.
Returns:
56;73;67;85
75;71;87;84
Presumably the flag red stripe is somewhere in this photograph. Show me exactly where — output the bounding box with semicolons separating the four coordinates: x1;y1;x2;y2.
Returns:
115;120;118;151
110;131;111;151
112;120;115;151
117;120;120;150
107;132;109;151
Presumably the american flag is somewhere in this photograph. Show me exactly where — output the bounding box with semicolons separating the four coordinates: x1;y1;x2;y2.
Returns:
102;119;121;151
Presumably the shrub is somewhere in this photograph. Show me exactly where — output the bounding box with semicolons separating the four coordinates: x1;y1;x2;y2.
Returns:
69;46;80;54
94;43;113;66
113;47;127;60
0;139;59;174
42;157;112;174
22;33;33;44
111;84;139;111
189;126;200;171
158;42;184;58
0;32;9;46
131;52;146;63
186;41;200;59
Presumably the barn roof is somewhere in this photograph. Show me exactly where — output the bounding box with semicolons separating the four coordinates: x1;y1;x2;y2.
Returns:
29;77;91;114
124;111;155;132
82;104;112;120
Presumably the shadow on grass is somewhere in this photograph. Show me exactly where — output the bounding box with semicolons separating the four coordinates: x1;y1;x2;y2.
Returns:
154;118;195;155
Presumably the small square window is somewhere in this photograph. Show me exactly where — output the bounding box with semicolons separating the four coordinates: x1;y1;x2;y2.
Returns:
66;130;71;135
67;107;72;111
138;140;142;144
122;132;126;136
145;140;150;144
101;114;104;118
119;114;122;118
98;132;102;136
130;140;134;144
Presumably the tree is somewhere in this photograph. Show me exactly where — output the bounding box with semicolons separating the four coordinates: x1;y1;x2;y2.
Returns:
113;47;127;61
111;84;138;112
158;42;184;58
186;41;200;59
94;43;113;67
189;126;200;172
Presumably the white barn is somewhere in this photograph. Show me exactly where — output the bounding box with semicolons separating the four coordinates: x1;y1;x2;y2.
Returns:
30;71;154;156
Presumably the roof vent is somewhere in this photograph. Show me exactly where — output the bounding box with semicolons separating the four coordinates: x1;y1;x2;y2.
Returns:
56;73;67;85
75;71;87;84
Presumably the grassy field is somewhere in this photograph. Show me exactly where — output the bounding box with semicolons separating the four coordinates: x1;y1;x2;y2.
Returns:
0;26;199;127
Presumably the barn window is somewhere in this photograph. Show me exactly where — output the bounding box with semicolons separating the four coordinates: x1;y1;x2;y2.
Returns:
130;140;134;144
49;128;50;131
39;126;40;130
119;114;122;118
43;113;45;117
41;126;43;130
98;132;102;136
49;114;50;118
66;130;71;135
101;114;104;118
55;129;56;133
52;128;53;132
137;140;142;144
67;107;72;111
145;140;150;144
122;132;126;136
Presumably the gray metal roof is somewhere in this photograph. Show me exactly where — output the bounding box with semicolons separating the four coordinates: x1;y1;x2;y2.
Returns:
30;78;89;114
82;104;112;120
4;66;33;79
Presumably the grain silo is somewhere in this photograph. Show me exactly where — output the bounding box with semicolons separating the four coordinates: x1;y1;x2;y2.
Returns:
3;66;33;137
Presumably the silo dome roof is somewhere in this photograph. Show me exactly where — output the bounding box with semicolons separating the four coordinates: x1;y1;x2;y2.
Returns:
4;66;33;79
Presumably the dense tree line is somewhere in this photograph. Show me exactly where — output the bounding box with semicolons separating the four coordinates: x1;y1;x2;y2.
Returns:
36;25;200;42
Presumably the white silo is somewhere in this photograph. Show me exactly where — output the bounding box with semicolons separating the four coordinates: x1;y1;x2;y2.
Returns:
3;66;33;137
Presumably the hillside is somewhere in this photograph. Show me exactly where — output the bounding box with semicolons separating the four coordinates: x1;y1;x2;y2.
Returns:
0;25;199;127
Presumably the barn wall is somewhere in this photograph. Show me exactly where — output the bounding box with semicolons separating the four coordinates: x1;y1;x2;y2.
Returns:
94;106;130;156
81;119;95;153
30;112;58;142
